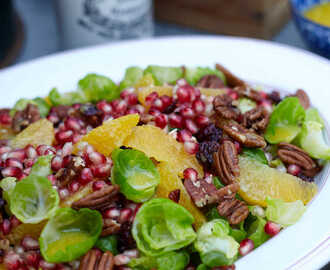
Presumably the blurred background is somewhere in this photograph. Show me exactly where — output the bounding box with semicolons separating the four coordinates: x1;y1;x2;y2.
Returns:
3;0;330;69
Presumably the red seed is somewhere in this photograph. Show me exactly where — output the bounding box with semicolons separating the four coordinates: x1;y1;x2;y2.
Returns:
287;164;301;176
5;158;23;170
176;78;188;86
103;207;120;219
131;104;145;114
1;219;11;235
10;215;21;228
4;251;22;270
91;163;111;178
113;100;128;114
239;238;254;256
177;129;192;143
21;236;39;251
151;98;165;112
24;251;40;267
183;168;198;181
62;142;73;157
64;118;81;132
55;130;74;144
228;90;239;100
23;158;35;168
92;180;105;191
145;92;159;106
195;115;210;128
181;107;195;119
168;113;183;129
72;103;81;110
72;134;83;144
24;145;37;159
192;99;205;114
0;113;11;125
160;95;173;108
47;175;57;185
51;156;63;171
127;108;139;115
259;100;273;113
120;88;135;99
184;119;199;134
58;188;69;199
2;167;23;178
97;100;113;115
176;86;191;103
68;181;80;193
184;141;199;155
119;208;133;224
86;151;106;165
36;145;55;156
47;114;60;124
148;109;160;117
114;255;130;266
39;260;56;269
124;93;138;106
0;145;11;155
155;114;168;129
7;149;26;162
264;221;281;236
78;168;93;185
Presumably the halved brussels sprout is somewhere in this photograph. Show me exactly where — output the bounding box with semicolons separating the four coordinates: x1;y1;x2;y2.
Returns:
237;98;256;114
247;216;269;248
39;208;102;263
185;67;226;86
119;66;144;90
144;65;183;85
111;148;160;202
48;88;87;106
30;155;53;177
0;177;17;203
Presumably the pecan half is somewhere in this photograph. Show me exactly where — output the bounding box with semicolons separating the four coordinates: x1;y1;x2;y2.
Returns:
216;183;240;200
196;75;225;88
295;89;310;109
168;189;181;203
277;143;317;170
56;156;85;187
184;178;218;207
217;197;249;225
215;63;245;88
79;249;114;270
72;185;120;211
12;104;41;133
242;106;270;132
216;118;266;148
233;86;263;102
213;141;240;185
102;219;121;236
213;94;240;120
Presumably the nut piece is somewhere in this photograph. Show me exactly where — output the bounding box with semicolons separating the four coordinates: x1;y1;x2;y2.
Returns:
102;219;121;237
12;104;41;133
72;185;120;211
217;197;249;225
184;178;218;208
295;89;310;109
168;189;181;203
215;182;240;201
213;141;240;185
233;86;264;102
56;156;85;187
213;94;240;120
215;63;245;87
277;143;317;170
242;106;270;132
196;75;225;88
216;118;267;148
79;249;114;270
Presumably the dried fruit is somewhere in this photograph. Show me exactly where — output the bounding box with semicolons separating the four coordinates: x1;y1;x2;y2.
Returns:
10;119;54;149
196;141;220;169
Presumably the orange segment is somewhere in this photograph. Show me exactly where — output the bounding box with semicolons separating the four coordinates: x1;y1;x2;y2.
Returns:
60;183;93;207
124;125;203;177
0;125;15;140
156;162;206;229
238;157;318;207
7;222;46;245
74;114;139;156
134;74;155;88
199;88;227;97
10;119;54;149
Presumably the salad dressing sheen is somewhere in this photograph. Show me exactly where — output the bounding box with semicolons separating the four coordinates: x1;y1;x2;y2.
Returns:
304;2;330;27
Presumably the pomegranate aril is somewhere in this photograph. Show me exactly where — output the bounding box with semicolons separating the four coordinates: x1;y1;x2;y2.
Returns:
131;104;145;114
24;251;40;267
127;108;139;115
160;95;173;108
36;145;55;156
0;145;11;155
86;151;106;165
113;100;128;114
120;88;135;99
47;175;57;185
91;163;111;178
176;86;191;103
92;180;105;191
2;167;23;178
123;249;139;258
47;114;60;124
24;145;37;159
119;208;133;223
5;158;23;170
183;168;198;181
0;113;12;125
68;181;81;193
62;155;72;167
151;98;165;112
124;93;138;106
51;156;63;171
58;188;69;199
148;109;160;117
103;207;120;219
7;149;26;162
1;219;11;235
4;251;22;270
192;99;206;114
155;114;168;129
78;168;93;185
97;100;113;115
177;129;192;143
184;141;199;155
181;107;195;119
228;90;239;100
259;100;273;113
239;238;254;256
10;215;21;228
145;92;159;106
114;254;130;266
72;134;83;144
39;260;56;269
64;118;81;132
168;113;183;129
21;236;39;251
184;119;199;134
62;142;73;157
195;115;210;128
287;164;301;176
264;221;281;236
55;130;74;144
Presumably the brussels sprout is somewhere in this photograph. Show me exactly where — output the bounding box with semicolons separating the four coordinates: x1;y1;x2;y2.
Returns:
94;235;118;254
237;98;256;114
242;148;268;165
30;155;53;177
194;219;239;267
132;198;196;256
10;98;37;117
305;108;324;126
111;148;160;202
265;97;305;144
119;66;144;90
230;221;247;243
33;97;51;117
10;176;59;224
265;197;306;227
156;251;190;270
48;88;87;106
39;208;102;263
246;216;269;248
197;264;210;270
78;73;119;102
185;67;226;86
144;65;183;85
0;177;17;203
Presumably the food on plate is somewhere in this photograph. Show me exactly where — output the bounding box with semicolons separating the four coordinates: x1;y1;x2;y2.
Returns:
0;64;326;269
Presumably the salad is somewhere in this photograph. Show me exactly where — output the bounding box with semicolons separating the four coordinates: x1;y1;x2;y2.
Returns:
0;63;327;270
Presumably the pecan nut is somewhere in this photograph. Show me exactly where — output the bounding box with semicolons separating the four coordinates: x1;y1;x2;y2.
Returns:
168;189;181;203
295;89;310;109
102;219;121;237
56;156;85;187
215;182;240;201
242;106;270;132
216;118;267;148
213;141;240;185
72;185;120;211
215;63;245;87
277;143;317;170
213;94;240;120
79;249;114;270
196;75;225;88
217;198;249;225
12;104;41;133
233;86;264;103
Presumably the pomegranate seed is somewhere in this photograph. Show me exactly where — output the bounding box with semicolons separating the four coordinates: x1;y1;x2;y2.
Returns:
72;103;81;110
92;180;105;191
0;145;11;155
5;158;23;170
4;251;22;270
195;115;210;128
260;91;268;99
151;98;165;112
21;236;39;251
36;145;55;156
62;142;73;157
64;118;81;132
51;156;63;171
287;164;301;176
10;215;21;228
47;114;60;124
131;104;145;114
97;100;113;114
113;100;127;114
0;113;11;125
86;151;106;165
148;109;160;117
176;86;191;103
120;88;135;99
2;167;23;178
23;158;35;168
59;188;69;199
91;163;111;178
119;208;133;223
72;134;83;144
55;130;74;144
192;99;205;114
62;155;72;167
184;141;199;155
68;181;80;193
127;108;139;114
145;92;159;106
212;266;235;270
155;114;168;129
181;107;195;119
124;93;138;106
259;100;273;113
123;249;139;258
1;219;11;235
78;168;93;185
177;129;192;143
184;119;199;134
176;78;188;86
24;251;40;267
228;90;239;100
239;238;254;256
7;149;26;162
24;145;37;159
103;207;120;219
160;95;173;108
47;175;57;185
183;168;198;181
114;254;130;266
264;221;281;236
39;260;56;269
168;113;183;128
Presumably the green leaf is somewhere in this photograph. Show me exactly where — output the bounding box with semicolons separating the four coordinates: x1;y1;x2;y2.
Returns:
132;198;196;256
30;155;53;177
237;98;256;114
230;221;247;243
94;235;118;255
305;108;324;126
48;88;87;106
242;148;268;165
185;67;226;86
128;256;157;270
144;65;183;85
247;216;269;248
213;177;224;189
111;148;160;202
40;208;102;263
156;251;190;270
33;97;51;117
119;66;144;90
10;176;59;224
265;97;305;144
197;264;210;270
265;197;306;227
206;207;221;221
0;177;17;203
78;73;119;102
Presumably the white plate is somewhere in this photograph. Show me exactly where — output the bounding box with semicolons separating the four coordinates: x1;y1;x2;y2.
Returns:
1;36;330;270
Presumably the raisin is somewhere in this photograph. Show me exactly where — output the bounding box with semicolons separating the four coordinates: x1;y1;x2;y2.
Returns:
268;91;282;104
197;123;222;143
117;222;136;252
196;141;220;168
163;101;177;114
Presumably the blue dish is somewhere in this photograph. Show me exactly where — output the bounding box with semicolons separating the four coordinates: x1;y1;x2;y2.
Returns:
290;0;330;58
